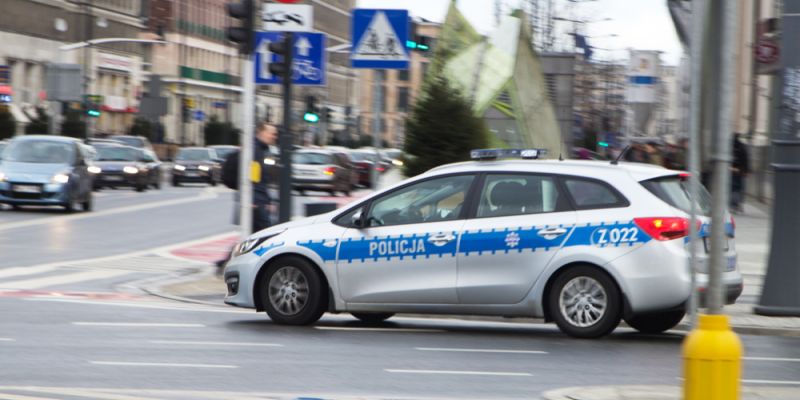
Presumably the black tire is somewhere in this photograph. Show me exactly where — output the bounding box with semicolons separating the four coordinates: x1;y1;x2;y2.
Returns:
209;176;218;186
63;198;77;213
547;265;622;338
351;312;394;324
624;310;686;334
136;184;146;192
172;177;180;187
260;256;327;325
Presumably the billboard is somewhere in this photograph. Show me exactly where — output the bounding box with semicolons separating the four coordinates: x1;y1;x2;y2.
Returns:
626;50;660;104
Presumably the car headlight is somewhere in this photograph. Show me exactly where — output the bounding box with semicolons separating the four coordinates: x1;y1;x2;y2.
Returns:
233;231;285;257
392;159;404;166
123;166;139;174
174;165;186;171
199;165;210;171
52;173;70;184
88;166;102;174
263;157;276;166
0;172;6;182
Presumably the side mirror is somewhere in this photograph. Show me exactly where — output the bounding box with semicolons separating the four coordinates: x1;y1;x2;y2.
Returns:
351;210;365;229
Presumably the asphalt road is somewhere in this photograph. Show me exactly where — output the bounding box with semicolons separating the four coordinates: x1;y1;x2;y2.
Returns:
0;172;797;399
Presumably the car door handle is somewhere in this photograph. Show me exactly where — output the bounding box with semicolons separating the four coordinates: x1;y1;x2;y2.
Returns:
537;228;568;238
427;233;456;246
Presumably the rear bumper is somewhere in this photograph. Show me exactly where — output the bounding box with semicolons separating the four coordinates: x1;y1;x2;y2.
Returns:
293;179;336;191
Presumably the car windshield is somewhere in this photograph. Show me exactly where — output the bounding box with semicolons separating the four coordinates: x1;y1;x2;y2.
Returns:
177;149;211;161
294;152;333;165
349;152;376;162
111;136;145;148
3;140;75;164
95;147;141;162
212;148;237;160
640;175;712;216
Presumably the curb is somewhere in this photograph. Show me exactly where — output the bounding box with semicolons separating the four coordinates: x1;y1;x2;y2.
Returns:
136;267;228;308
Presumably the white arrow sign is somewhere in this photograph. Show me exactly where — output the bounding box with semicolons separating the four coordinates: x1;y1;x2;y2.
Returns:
296;36;312;57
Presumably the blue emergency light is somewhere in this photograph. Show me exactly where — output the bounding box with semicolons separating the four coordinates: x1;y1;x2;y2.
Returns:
470;148;548;160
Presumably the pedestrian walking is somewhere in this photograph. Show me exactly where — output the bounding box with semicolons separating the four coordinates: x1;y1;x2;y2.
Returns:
730;134;750;213
216;122;279;268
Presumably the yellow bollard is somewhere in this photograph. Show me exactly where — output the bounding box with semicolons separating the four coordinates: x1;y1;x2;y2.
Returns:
682;314;743;400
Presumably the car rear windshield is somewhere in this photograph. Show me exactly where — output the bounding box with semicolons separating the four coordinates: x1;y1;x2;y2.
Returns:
111;136;145;148
3;140;75;164
294;153;333;165
640;175;712;216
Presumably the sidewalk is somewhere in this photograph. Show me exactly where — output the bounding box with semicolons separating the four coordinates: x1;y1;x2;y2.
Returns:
542;385;799;400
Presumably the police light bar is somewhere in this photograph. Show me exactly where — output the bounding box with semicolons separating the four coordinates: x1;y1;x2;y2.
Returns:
470;148;547;160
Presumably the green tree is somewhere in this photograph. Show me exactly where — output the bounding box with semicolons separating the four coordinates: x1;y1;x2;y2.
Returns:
0;108;15;139
24;107;50;135
203;115;240;145
403;75;488;177
60;110;86;138
129;117;154;140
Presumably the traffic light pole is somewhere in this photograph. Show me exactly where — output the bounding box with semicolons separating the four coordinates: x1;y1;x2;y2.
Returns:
278;33;294;224
239;53;255;238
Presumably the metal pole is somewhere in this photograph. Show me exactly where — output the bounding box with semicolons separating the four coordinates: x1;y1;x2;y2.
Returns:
748;0;762;142
755;0;800;317
83;0;93;140
706;0;738;314
239;53;255;239
370;70;382;189
279;33;294;224
686;0;709;327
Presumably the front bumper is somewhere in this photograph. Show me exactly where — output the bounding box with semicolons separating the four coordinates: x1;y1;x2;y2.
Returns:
95;173;142;187
0;182;70;206
173;169;212;182
222;252;261;309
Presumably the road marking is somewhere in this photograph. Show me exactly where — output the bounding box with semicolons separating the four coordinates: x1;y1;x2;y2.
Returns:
90;361;238;369
0;338;14;342
385;369;532;377
24;297;251;314
742;379;800;385
315;326;445;333
73;322;205;327
0;190;218;233
415;347;548;354
0;265;60;280
0;270;130;290
745;356;800;363
148;340;283;347
0;393;60;400
12;387;161;400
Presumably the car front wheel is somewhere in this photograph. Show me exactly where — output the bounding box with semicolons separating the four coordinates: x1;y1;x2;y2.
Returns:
260;256;326;325
548;265;622;338
624;310;686;334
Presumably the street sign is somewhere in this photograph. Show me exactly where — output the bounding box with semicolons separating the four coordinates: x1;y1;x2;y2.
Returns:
263;3;313;32
255;31;326;86
351;9;410;69
193;109;205;122
756;38;780;64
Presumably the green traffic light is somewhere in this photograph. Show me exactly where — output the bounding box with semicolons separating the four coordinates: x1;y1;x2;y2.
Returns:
87;110;101;117
598;141;609;147
303;112;319;123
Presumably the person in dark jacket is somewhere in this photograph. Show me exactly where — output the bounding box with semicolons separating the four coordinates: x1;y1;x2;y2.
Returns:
730;134;749;213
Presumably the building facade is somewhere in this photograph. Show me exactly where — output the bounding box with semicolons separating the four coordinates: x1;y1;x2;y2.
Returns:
0;0;145;135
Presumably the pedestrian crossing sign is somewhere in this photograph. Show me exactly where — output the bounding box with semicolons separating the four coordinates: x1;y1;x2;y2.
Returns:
350;9;409;69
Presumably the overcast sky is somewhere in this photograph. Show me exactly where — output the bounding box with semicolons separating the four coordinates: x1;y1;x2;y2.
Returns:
356;0;683;65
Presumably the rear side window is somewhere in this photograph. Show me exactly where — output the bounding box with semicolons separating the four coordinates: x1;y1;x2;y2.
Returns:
564;178;628;209
477;174;568;218
640;176;712;216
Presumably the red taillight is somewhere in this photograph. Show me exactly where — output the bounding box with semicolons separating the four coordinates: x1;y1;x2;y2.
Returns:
679;172;691;180
323;167;336;176
634;217;690;241
377;166;385;172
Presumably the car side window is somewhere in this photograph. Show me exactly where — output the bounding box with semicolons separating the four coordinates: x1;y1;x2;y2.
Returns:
477;174;565;218
563;178;628;209
366;175;474;227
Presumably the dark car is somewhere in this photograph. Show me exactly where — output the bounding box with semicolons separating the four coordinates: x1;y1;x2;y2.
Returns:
349;150;390;188
292;149;354;196
108;135;154;151
208;145;239;162
91;145;151;192
141;149;163;189
172;147;222;186
0;135;93;212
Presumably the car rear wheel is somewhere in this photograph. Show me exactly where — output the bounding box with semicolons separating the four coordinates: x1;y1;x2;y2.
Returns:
351;312;394;324
624;310;686;334
260;256;326;325
548;265;622;338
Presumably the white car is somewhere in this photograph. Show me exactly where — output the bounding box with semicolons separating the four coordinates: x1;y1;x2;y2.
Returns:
223;149;742;338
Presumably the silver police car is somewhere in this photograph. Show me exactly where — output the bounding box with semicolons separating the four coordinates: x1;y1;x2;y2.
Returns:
223;149;741;338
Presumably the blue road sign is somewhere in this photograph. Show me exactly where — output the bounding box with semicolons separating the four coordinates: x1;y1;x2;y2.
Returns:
351;9;409;69
255;31;326;86
193;109;205;122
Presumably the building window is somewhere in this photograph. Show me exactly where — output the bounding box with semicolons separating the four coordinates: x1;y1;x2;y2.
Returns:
397;87;409;112
398;69;410;82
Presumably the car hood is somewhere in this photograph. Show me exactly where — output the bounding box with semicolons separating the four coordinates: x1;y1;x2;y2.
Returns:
0;161;70;183
95;161;142;171
252;214;327;238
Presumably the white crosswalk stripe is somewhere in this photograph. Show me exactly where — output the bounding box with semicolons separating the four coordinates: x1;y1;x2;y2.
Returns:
0;269;131;290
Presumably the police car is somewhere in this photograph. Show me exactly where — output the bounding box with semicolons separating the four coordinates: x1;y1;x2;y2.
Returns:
223;149;742;338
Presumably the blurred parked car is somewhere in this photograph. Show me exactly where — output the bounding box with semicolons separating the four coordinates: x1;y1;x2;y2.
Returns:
141;149;163;189
383;148;405;167
0;135;93;212
172;147;222;186
90;145;151;192
349;149;389;188
292;149;353;196
108;135;154;151
208;145;239;162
